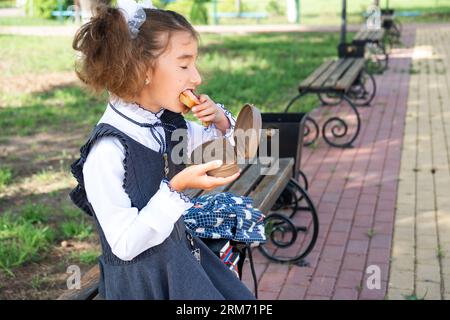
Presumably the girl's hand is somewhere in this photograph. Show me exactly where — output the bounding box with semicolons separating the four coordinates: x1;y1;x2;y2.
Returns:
169;160;240;192
191;94;229;131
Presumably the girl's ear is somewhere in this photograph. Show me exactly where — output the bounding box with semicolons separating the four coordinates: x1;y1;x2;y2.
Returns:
144;68;153;85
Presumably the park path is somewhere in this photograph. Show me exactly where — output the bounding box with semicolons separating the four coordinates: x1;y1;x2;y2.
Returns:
239;25;442;299
387;25;450;300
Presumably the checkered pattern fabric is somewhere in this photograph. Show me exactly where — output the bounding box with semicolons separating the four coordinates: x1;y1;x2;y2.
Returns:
184;193;267;244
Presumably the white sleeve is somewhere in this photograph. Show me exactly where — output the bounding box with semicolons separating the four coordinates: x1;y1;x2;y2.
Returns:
83;137;193;261
186;103;236;157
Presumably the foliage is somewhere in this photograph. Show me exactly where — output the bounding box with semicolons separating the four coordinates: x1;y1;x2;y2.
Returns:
25;0;71;18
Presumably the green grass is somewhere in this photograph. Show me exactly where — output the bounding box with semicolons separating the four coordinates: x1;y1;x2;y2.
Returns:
0;212;55;277
0;167;13;189
19;203;50;224
60;219;94;241
0;0;15;9
0;16;72;26
0;86;106;136
70;249;99;264
0;35;75;77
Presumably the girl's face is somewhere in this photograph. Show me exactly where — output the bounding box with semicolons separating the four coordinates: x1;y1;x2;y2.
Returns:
142;31;202;114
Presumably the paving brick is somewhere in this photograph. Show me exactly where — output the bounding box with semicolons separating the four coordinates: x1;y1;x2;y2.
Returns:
388;269;414;291
390;255;414;272
359;281;388;300
304;295;330;300
321;245;346;261
326;231;348;246
332;287;359;300
258;272;286;292
416;264;441;283
347;239;370;254
353;214;373;227
285;266;314;286
367;247;391;264
350;226;372;240
370;234;393;249
277;285;308;300
330;219;353;233
416;281;442;300
257;290;280;300
307;277;336;296
314;260;341;278
336;270;364;289
341;253;367;272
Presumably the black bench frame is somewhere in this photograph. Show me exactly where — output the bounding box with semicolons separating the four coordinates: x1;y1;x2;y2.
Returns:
286;57;370;148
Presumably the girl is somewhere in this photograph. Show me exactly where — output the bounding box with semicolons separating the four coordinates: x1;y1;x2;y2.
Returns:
69;0;255;300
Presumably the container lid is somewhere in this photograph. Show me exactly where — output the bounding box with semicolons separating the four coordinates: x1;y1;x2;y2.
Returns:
189;103;262;165
233;103;262;160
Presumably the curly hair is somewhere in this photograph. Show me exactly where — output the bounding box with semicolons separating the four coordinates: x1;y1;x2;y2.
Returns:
72;4;199;100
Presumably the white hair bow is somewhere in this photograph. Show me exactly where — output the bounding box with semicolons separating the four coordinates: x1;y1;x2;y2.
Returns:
117;0;154;39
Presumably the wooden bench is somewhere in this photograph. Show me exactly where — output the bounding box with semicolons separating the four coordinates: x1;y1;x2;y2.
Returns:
299;58;366;94
57;158;296;300
285;58;370;148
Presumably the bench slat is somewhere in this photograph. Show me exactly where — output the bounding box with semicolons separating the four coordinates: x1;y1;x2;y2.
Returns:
57;265;99;300
299;60;335;90
354;29;368;41
225;163;263;196
335;58;365;91
309;60;342;90
249;158;294;214
323;58;355;89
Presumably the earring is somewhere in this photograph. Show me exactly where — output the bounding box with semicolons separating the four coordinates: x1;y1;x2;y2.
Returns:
144;78;150;85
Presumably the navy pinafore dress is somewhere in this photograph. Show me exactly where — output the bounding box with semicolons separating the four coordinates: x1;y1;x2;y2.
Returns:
69;109;255;300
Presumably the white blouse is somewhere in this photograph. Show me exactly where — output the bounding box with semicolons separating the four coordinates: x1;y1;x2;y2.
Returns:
83;97;236;261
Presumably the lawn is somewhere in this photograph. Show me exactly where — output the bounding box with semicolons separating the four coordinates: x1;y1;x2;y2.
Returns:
0;30;340;299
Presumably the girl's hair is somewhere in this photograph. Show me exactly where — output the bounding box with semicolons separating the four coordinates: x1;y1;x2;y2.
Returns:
73;4;199;100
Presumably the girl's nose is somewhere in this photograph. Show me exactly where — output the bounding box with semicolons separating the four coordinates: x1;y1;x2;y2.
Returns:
191;66;202;86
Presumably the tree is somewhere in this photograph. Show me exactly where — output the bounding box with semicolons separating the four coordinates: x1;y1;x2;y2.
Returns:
190;0;211;25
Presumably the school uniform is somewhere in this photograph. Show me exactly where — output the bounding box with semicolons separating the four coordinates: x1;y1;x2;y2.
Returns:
70;97;255;300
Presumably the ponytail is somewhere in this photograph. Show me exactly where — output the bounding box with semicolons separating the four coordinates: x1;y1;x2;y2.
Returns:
72;4;198;100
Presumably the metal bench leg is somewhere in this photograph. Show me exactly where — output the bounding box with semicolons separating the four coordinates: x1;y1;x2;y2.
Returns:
260;178;319;265
321;95;361;148
347;69;377;106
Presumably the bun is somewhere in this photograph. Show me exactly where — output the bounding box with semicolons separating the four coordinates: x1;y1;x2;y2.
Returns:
179;90;210;126
179;90;200;108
